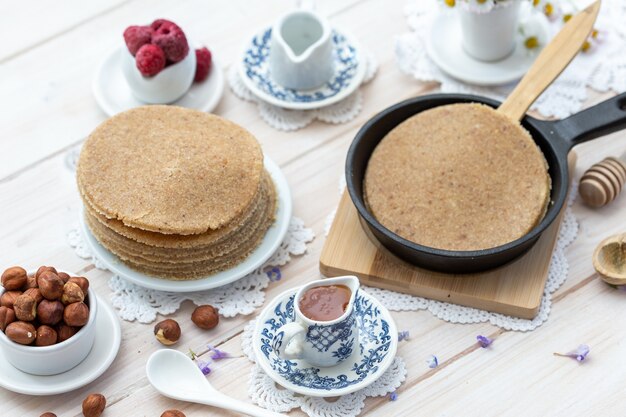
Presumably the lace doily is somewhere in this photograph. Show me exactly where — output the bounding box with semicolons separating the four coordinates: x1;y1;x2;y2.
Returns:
228;51;378;131
241;319;407;417
67;217;315;323
325;180;579;332
396;0;626;118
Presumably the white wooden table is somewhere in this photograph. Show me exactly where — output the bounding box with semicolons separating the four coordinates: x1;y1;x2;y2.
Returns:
1;1;625;416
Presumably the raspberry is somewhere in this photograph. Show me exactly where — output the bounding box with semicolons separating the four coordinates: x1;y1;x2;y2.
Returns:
123;25;153;56
194;47;212;82
150;19;176;31
151;20;189;63
135;44;166;77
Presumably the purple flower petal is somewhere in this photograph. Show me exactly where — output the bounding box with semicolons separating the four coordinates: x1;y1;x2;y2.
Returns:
265;266;282;282
207;344;231;360
389;391;398;401
555;344;590;362
196;359;212;375
426;355;439;368
477;335;493;348
398;331;410;342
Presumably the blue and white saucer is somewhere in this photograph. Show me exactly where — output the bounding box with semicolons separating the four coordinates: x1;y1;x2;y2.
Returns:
239;28;366;110
253;287;397;397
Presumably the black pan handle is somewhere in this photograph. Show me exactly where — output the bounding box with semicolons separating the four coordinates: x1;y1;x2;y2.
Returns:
552;93;626;150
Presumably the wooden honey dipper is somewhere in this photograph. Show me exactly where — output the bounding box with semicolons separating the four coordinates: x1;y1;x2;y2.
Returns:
579;152;626;207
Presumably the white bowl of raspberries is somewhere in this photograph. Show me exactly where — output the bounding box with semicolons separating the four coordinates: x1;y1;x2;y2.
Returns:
121;19;213;104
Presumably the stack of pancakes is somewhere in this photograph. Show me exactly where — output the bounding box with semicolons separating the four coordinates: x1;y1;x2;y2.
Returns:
77;106;276;280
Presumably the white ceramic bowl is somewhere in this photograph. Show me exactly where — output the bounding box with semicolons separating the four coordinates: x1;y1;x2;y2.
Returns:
120;43;196;104
0;272;97;376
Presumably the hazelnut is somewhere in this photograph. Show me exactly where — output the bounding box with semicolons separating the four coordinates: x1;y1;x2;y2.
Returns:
24;287;44;304
35;266;57;279
24;274;38;289
56;323;78;342
61;282;84;305
0;306;16;331
5;321;37;345
13;294;37;321
154;319;181;345
161;411;186;417
191;305;219;330
82;393;106;417
68;276;90;294
1;266;27;290
57;272;71;283
37;271;64;300
37;300;64;325
40;413;57;417
0;290;22;309
64;302;89;327
35;325;58;346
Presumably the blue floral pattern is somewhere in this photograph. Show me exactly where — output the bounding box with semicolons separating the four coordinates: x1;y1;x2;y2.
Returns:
242;28;360;105
307;313;355;353
258;292;393;391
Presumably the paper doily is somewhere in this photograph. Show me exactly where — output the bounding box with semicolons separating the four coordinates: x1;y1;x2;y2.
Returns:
241;318;407;417
67;217;315;323
229;51;378;131
325;180;579;332
396;0;626;118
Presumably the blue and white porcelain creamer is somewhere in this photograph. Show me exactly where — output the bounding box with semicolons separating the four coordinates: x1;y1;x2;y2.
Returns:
269;10;334;90
274;276;360;367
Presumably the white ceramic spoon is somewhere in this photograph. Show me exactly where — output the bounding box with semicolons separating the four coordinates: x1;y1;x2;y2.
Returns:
146;349;285;417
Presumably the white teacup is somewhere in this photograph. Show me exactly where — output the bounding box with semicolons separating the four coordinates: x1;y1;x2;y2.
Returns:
274;276;360;367
269;10;334;90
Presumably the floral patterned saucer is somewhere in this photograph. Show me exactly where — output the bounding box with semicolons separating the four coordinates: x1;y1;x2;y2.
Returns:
239;27;366;110
252;286;397;397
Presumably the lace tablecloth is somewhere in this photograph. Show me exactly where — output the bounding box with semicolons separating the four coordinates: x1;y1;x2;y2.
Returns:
396;0;626;118
228;51;378;131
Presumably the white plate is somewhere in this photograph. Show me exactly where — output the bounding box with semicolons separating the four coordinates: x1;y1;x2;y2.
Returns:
79;156;292;292
0;295;121;396
93;47;225;116
426;12;549;86
253;287;398;397
239;27;366;110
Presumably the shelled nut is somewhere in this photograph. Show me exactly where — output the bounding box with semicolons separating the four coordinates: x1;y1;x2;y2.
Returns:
61;282;85;305
57;272;71;283
37;300;64;326
35;266;57;279
161;410;186;417
0;290;22;309
37;271;64;300
13;294;37;321
1;266;28;290
0;306;16;331
82;393;106;417
40;413;57;417
154;319;181;345
191;305;219;330
24;287;44;304
64;302;89;327
5;321;37;345
68;277;89;294
24;274;38;289
35;325;58;346
56;323;77;342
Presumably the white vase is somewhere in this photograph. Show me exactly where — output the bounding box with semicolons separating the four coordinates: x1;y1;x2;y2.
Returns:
458;1;521;62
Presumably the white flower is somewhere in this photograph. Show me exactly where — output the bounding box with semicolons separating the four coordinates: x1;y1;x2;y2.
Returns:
461;0;497;14
519;12;549;50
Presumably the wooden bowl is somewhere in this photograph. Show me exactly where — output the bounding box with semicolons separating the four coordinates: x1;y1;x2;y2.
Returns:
593;234;626;285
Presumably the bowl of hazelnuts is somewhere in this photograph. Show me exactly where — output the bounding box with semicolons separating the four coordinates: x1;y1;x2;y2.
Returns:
0;265;97;375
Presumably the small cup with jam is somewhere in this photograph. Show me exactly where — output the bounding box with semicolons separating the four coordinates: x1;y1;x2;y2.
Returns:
274;276;360;367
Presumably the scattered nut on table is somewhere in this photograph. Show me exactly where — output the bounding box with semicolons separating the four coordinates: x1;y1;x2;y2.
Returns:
1;266;27;290
191;305;219;330
154;319;181;345
82;393;106;417
161;410;186;417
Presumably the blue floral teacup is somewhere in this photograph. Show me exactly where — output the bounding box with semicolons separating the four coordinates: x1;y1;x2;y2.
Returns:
274;276;360;367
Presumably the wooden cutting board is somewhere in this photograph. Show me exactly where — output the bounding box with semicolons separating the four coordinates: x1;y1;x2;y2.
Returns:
320;154;576;319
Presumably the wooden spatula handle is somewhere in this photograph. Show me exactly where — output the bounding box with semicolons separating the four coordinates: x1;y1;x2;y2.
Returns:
498;1;601;121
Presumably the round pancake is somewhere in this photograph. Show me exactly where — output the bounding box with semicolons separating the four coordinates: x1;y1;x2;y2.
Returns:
77;106;263;235
364;103;551;251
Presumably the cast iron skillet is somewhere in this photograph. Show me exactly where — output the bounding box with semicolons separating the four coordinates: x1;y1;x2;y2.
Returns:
346;93;626;273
